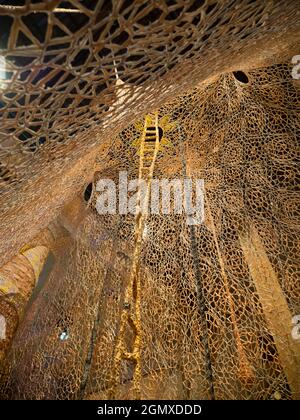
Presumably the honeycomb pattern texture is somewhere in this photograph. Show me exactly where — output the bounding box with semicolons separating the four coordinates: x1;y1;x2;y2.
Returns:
1;61;300;399
0;0;299;400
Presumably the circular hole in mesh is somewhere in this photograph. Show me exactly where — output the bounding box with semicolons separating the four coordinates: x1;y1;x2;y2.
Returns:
233;71;249;84
84;182;93;202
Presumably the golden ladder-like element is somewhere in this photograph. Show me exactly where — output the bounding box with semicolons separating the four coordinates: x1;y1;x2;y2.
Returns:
110;113;160;399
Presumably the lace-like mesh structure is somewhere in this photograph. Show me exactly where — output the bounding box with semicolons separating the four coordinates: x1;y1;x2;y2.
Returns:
0;1;299;400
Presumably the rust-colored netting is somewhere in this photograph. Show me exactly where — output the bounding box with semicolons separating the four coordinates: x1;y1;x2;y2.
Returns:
1;60;299;399
0;0;299;400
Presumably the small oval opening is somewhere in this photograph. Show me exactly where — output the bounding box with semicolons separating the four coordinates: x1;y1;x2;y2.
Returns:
84;182;93;202
233;71;249;84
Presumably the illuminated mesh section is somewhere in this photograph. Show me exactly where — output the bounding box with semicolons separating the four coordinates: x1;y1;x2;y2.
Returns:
0;0;299;267
0;61;299;400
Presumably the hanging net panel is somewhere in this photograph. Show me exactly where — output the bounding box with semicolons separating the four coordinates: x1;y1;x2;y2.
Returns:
0;0;299;400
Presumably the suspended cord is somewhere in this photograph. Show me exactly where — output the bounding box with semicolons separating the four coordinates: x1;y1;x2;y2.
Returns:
178;124;215;400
